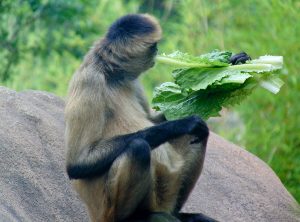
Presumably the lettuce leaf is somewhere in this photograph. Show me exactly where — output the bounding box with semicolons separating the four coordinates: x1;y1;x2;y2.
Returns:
259;76;284;94
172;68;252;91
156;50;232;68
152;51;284;120
152;80;256;120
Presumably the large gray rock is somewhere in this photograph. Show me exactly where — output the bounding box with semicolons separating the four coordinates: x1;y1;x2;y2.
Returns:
0;87;299;222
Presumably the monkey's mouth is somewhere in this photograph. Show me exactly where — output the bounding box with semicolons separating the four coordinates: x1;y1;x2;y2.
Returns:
149;59;155;67
149;50;158;67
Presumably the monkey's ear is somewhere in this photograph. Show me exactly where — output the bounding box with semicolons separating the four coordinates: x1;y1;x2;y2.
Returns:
106;14;162;44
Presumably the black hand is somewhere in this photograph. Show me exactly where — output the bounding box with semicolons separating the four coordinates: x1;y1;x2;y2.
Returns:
230;52;251;65
138;115;208;148
185;115;209;143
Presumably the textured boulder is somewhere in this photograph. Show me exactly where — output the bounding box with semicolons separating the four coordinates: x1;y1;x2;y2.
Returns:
0;87;299;222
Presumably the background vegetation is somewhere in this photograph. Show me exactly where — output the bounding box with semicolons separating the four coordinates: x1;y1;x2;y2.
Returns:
1;0;299;202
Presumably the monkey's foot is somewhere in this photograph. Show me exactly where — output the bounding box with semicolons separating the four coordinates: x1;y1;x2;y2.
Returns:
177;212;219;222
121;212;181;222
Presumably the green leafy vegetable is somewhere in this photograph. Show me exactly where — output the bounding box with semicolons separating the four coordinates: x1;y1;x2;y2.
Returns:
156;50;232;68
172;68;250;91
152;51;284;120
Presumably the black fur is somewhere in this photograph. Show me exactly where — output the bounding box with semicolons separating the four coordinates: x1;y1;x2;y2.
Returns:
93;51;134;86
121;212;218;222
67;139;126;179
140;115;209;148
230;52;251;65
127;139;151;168
149;42;158;55
121;212;181;222
107;14;156;41
104;67;133;86
67;116;208;179
177;213;220;222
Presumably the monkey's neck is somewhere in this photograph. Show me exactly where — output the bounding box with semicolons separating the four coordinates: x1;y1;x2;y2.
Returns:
104;67;138;86
90;51;140;87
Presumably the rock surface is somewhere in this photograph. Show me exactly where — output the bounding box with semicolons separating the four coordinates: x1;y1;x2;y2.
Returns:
0;87;299;222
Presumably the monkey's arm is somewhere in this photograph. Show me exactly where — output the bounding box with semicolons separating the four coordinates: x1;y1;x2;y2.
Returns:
67;116;208;179
133;82;166;124
140;115;208;147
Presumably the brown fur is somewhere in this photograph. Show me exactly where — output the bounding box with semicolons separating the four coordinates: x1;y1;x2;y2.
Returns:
65;14;207;222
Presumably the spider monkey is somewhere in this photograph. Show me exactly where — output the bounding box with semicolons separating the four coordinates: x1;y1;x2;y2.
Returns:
65;14;250;222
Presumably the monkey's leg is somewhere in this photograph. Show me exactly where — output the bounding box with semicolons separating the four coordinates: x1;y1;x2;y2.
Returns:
145;129;209;215
145;115;209;214
170;136;218;222
108;139;152;222
81;139;152;222
171;135;208;212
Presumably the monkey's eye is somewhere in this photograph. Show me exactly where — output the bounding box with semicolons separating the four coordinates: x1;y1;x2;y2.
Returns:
149;42;158;54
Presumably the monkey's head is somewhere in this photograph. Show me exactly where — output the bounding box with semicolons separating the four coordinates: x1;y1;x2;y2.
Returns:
98;14;162;81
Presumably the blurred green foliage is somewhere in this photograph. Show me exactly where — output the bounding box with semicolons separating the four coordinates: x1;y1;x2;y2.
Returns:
0;0;299;202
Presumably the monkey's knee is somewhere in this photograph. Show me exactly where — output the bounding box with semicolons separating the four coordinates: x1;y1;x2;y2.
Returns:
187;115;209;145
127;139;151;168
109;139;151;221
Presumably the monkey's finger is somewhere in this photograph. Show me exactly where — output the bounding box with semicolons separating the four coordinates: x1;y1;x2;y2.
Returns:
234;55;251;65
230;52;251;65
